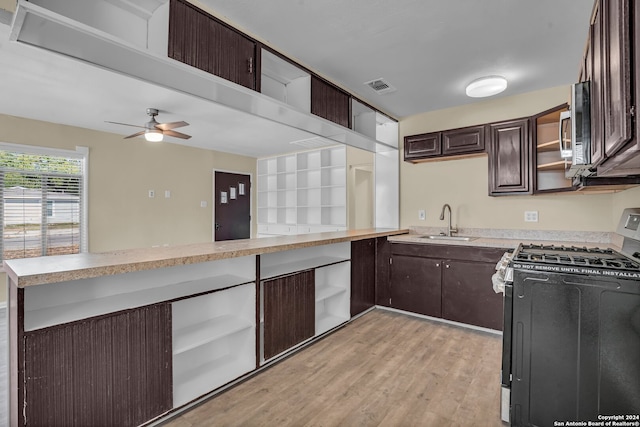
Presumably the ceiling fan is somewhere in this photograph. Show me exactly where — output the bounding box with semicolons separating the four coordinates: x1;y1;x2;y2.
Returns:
106;108;191;142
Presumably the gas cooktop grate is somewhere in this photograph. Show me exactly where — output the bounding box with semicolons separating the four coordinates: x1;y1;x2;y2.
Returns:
514;244;640;271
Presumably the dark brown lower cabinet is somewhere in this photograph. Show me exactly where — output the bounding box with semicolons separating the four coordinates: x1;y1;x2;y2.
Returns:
390;255;442;317
22;304;172;427
389;243;505;331
442;260;504;330
351;238;376;317
263;270;315;359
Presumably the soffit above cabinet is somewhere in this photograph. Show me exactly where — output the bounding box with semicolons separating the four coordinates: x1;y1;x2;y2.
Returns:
5;0;396;157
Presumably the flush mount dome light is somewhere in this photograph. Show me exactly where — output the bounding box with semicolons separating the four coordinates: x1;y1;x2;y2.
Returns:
465;76;508;98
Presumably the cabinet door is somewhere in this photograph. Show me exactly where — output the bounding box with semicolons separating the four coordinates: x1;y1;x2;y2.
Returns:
390;255;441;317
263;270;315;360
168;0;256;90
442;260;503;330
404;132;441;161
488;118;532;195
601;0;633;158
442;125;486;156
22;305;172;427
351;239;376;317
311;76;350;128
589;7;606;167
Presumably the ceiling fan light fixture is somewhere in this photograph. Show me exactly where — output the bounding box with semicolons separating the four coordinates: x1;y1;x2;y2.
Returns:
144;129;163;142
465;75;508;98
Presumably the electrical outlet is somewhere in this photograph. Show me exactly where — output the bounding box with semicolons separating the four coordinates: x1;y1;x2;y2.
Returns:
148;190;155;198
418;210;426;220
165;190;171;198
200;200;208;208
524;211;539;222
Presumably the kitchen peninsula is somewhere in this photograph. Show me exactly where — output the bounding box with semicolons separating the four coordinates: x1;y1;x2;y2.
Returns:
4;228;406;427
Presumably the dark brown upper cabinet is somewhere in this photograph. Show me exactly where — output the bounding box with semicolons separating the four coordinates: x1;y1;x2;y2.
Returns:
442;125;486;155
594;0;640;177
600;0;633;158
168;0;256;90
588;4;606;168
404;132;441;160
404;125;486;163
488;118;532;195
311;76;351;128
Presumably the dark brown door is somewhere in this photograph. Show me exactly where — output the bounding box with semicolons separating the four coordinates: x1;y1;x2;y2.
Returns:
168;0;256;90
601;0;633;158
311;76;350;128
390;255;441;317
214;171;251;241
404;132;441;161
442;260;503;330
22;305;172;427
588;6;606;167
488;118;532;195
263;270;315;360
442;125;486;156
350;239;376;317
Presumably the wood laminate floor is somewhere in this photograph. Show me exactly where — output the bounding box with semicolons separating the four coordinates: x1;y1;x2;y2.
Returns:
164;309;504;427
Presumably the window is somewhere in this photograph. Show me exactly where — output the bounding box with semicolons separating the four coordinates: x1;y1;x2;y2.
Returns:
0;143;88;261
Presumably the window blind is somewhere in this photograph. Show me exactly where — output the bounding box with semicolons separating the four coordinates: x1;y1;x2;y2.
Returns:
0;147;85;261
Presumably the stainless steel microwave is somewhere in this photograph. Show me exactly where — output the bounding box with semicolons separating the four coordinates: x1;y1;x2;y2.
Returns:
559;81;593;178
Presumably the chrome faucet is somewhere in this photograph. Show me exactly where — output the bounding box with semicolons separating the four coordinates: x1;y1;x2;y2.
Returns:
439;204;458;237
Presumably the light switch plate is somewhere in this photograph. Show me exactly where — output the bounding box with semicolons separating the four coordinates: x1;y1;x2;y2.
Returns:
418;210;426;220
524;211;539;222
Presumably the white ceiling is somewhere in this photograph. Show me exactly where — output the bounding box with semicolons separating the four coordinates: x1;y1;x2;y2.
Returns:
200;0;595;118
0;0;595;158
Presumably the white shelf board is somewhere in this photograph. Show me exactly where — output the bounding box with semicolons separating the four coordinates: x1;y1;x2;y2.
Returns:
24;273;254;331
173;315;254;355
261;256;349;280
316;285;347;302
316;313;348;336
173;353;255;407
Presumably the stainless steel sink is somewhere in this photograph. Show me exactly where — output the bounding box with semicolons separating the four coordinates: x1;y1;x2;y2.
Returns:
420;235;478;241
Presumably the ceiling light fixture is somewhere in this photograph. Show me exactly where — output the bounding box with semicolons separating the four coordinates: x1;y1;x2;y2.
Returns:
144;129;163;142
465;76;508;98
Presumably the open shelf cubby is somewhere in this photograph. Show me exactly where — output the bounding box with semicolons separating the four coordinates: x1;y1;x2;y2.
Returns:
172;283;256;407
260;241;350;280
315;261;350;335
23;256;256;331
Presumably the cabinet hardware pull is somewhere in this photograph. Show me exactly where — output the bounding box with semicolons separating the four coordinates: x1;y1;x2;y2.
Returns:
436;263;440;267
445;264;450;268
247;57;253;74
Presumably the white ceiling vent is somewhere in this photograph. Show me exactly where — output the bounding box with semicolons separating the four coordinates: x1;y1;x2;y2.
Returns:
364;78;397;95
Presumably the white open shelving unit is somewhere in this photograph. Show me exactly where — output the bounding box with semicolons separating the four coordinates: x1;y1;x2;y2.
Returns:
257;146;347;237
315;261;351;335
22;256;255;331
172;283;256;407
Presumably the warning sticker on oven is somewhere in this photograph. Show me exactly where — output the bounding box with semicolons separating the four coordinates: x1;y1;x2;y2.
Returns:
511;262;640;279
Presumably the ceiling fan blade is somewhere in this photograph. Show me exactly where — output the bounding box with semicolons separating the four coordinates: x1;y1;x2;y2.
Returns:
124;130;146;139
163;129;192;139
105;120;145;129
155;121;189;131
